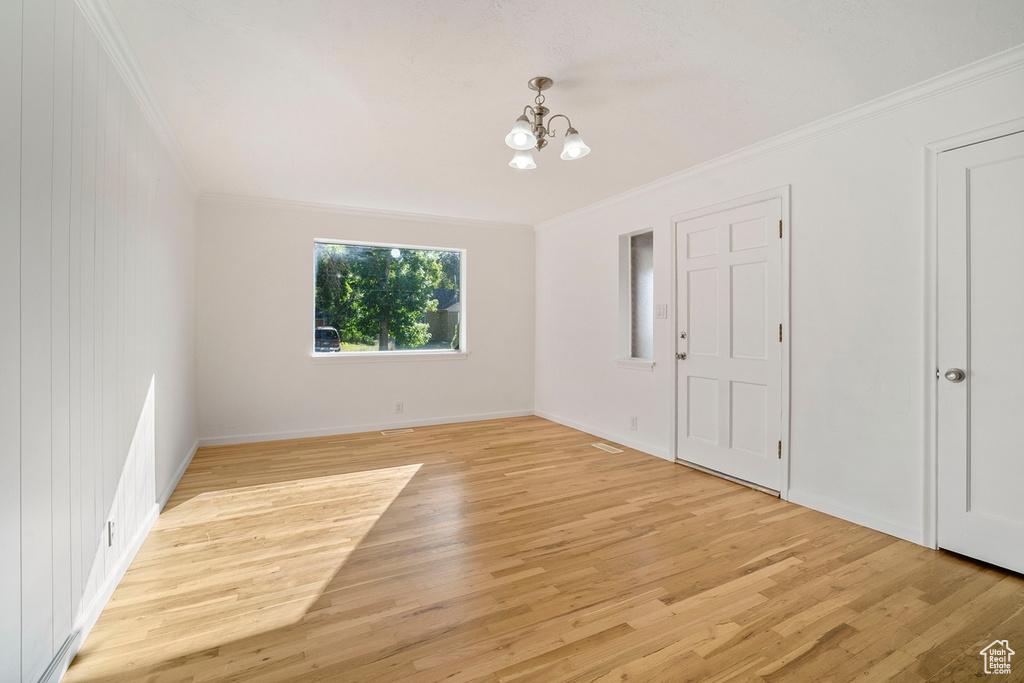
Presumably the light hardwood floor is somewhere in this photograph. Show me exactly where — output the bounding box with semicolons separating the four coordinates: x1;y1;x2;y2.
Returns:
64;417;1024;682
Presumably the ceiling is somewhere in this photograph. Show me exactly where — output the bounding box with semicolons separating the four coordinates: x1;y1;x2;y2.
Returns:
105;0;1024;226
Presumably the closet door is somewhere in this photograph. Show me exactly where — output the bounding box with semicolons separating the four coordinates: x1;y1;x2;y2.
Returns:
937;130;1024;574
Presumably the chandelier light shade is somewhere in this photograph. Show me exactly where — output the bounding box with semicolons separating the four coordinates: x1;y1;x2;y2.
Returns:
504;76;590;169
504;116;537;150
560;127;591;160
509;149;537;169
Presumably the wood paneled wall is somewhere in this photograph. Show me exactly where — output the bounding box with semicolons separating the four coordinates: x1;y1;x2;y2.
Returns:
0;2;198;680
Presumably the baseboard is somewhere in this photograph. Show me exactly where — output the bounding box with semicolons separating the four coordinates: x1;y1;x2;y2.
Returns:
786;489;924;546
533;410;672;461
198;410;536;447
158;438;199;509
43;502;160;683
38;630;78;683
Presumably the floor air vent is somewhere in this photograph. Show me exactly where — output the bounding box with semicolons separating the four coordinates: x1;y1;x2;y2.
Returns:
381;428;414;436
592;442;623;454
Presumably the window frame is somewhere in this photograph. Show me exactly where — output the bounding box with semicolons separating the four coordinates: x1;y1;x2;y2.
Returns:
311;238;468;362
617;228;655;370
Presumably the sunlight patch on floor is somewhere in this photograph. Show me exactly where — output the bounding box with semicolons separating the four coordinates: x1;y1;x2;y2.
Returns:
64;463;421;682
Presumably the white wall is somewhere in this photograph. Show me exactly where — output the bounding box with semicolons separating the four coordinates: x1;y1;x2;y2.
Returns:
535;51;1024;545
0;1;198;680
196;198;535;443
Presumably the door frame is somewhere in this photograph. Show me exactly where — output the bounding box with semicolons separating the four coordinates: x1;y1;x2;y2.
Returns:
924;116;1024;549
670;186;792;500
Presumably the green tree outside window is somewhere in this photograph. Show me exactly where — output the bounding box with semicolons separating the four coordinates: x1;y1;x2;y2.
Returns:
315;242;461;352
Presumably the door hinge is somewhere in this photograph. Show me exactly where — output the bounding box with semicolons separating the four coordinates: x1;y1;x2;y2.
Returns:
778;440;782;459
779;219;782;239
779;324;782;343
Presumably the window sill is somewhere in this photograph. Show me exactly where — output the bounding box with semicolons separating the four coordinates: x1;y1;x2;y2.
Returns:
615;358;655;371
312;350;470;364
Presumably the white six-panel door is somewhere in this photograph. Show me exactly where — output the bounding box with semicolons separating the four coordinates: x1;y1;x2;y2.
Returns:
937;130;1024;574
676;198;783;492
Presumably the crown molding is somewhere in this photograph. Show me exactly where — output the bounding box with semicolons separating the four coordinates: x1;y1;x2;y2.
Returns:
536;43;1024;232
76;0;199;196
200;194;535;233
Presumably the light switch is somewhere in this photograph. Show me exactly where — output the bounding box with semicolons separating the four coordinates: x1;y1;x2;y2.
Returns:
655;304;668;319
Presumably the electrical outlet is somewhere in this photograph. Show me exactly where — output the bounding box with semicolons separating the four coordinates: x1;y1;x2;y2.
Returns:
107;520;115;547
630;416;638;431
655;304;668;319
395;401;404;414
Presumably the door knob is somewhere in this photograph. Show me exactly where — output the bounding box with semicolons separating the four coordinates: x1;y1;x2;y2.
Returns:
944;368;966;383
676;352;687;360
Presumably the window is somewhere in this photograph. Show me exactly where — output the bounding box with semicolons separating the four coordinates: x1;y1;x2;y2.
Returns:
619;230;653;361
314;241;463;354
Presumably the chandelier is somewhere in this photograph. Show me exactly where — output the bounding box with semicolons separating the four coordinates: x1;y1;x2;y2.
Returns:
504;77;590;169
